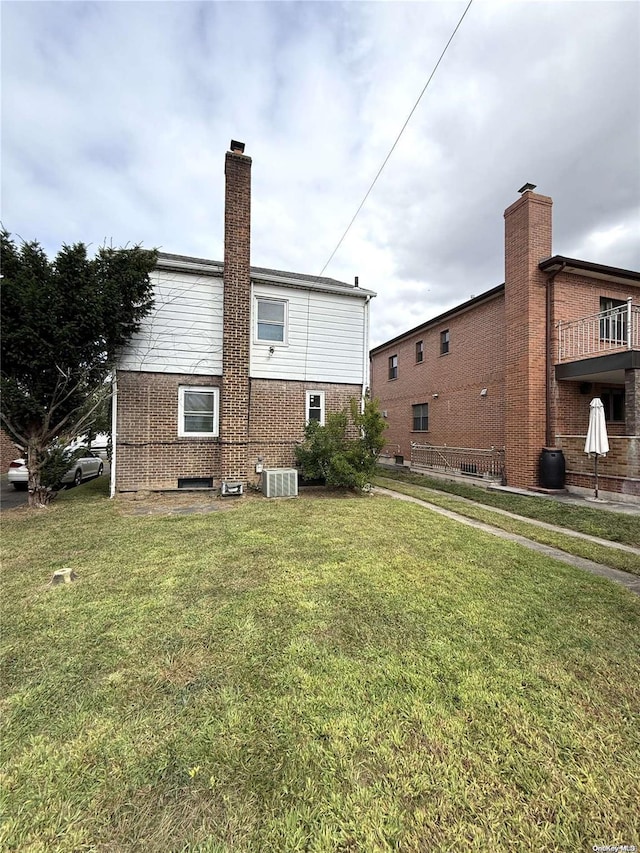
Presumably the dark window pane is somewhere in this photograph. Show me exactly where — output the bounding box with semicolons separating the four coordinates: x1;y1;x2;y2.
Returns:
184;414;215;433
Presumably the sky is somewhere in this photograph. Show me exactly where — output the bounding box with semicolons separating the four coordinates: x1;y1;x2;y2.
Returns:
2;0;639;349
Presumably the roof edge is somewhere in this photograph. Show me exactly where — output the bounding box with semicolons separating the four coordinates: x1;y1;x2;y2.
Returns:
370;283;505;355
539;255;640;283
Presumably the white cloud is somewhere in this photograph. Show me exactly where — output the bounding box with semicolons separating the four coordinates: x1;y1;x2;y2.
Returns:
2;0;638;351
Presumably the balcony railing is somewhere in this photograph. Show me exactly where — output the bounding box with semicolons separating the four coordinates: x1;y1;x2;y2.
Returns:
558;299;640;362
410;443;505;481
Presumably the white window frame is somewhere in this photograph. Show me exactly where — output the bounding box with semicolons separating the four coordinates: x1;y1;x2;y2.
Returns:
306;390;325;426
178;386;219;438
255;296;288;345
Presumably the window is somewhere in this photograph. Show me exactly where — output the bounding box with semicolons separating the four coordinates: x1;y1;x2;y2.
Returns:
256;298;287;343
178;386;219;437
412;403;429;431
415;340;424;363
600;388;625;422
388;354;398;380
440;329;450;355
306;390;325;425
599;298;627;343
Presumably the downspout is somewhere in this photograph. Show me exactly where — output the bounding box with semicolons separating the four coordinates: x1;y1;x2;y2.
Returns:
545;263;566;447
109;373;117;498
362;294;371;409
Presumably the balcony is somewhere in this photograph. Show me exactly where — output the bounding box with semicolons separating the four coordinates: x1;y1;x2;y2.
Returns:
558;300;640;363
556;300;640;384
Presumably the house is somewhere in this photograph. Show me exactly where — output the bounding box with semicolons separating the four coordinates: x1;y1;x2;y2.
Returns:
370;187;640;501
112;141;374;494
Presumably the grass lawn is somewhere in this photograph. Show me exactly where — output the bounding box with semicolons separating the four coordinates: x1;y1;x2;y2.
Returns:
1;479;639;852
376;467;640;548
374;476;640;577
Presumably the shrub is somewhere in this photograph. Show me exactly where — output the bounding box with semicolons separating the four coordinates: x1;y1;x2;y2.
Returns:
296;398;386;490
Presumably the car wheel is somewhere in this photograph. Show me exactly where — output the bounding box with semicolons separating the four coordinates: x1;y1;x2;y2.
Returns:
13;482;27;491
98;463;104;477
73;469;82;487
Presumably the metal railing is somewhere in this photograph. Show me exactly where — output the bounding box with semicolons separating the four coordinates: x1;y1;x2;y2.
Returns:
558;299;639;362
410;443;505;481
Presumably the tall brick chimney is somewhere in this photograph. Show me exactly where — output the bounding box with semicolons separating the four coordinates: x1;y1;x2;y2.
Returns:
504;185;553;489
220;140;252;484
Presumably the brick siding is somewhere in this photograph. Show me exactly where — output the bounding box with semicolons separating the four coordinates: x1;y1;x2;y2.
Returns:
371;293;505;462
114;371;360;491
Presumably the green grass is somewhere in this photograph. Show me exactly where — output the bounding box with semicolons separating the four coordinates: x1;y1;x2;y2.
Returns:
374;476;640;577
1;479;639;851
377;467;640;547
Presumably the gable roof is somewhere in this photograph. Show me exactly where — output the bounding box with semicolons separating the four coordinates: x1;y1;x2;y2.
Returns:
155;252;376;299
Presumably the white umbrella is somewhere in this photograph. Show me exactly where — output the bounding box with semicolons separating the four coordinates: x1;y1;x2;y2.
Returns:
584;397;609;499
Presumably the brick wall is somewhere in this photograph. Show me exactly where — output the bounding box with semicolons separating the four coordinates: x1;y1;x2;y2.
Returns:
504;191;552;488
221;145;252;483
115;371;222;491
248;378;361;481
370;292;505;462
1;428;21;471
114;371;361;491
557;435;640;497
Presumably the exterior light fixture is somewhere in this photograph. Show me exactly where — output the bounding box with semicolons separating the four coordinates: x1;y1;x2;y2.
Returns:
480;388;488;397
432;393;439;399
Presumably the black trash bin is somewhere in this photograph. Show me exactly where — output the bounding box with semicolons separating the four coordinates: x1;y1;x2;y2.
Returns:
539;447;566;489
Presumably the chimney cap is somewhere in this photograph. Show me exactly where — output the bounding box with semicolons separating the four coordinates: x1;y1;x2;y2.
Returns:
518;182;537;194
230;140;246;154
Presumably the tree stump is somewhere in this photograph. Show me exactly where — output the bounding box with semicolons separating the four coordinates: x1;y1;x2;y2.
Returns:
50;568;77;585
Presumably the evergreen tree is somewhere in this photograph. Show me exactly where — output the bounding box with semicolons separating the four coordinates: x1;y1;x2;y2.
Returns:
1;231;157;506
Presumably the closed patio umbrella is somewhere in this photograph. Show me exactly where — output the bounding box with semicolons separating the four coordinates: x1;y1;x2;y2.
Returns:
584;397;609;499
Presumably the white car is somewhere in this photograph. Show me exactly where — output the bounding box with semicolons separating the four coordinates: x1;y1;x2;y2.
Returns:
7;448;104;491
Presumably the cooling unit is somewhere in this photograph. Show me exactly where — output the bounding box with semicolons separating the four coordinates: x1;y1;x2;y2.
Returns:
262;468;298;498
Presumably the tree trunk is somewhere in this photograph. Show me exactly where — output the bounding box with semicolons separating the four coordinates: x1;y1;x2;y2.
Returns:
27;441;56;508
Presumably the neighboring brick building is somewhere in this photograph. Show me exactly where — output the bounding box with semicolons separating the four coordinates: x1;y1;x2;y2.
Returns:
113;141;374;493
370;187;640;500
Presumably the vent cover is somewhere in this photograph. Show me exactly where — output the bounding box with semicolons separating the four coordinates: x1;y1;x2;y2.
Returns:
221;481;244;497
262;468;298;498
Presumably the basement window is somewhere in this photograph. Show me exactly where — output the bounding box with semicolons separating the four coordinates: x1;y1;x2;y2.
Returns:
178;386;219;437
178;477;214;489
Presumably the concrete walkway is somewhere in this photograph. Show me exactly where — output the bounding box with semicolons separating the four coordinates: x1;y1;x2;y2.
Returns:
374;486;640;596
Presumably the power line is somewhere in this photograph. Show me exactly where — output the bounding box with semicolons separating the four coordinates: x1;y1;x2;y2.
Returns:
318;0;474;278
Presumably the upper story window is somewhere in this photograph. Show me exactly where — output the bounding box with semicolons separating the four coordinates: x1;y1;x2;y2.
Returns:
440;329;450;355
415;340;424;363
256;297;287;343
306;390;325;426
599;297;627;343
388;354;398;380
178;386;219;437
412;403;429;431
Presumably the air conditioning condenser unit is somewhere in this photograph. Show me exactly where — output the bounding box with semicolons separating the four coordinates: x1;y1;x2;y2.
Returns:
262;468;298;498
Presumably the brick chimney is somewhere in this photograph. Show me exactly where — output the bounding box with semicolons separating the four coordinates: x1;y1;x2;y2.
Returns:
220;140;252;484
504;185;553;489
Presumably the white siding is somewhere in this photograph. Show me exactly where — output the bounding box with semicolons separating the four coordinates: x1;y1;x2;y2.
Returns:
250;284;367;384
118;269;223;374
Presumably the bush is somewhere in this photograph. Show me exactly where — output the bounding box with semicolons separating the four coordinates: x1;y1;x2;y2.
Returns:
296;398;386;490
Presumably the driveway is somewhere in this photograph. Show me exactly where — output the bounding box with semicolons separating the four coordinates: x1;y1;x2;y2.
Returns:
0;476;27;511
0;464;110;512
